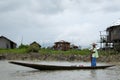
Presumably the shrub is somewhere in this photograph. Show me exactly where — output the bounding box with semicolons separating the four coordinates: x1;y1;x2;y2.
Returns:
19;44;29;49
114;45;120;52
27;43;40;53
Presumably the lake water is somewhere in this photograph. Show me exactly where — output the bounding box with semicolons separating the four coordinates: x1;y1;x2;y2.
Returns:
0;60;120;80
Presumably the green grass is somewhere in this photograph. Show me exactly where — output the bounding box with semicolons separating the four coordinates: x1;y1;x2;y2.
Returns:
0;48;118;56
0;48;27;54
98;49;119;55
39;48;90;55
0;48;90;55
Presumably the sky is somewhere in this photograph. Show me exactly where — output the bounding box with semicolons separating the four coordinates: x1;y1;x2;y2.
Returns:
0;0;120;48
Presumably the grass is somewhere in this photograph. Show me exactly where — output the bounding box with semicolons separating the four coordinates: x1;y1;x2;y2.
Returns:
39;48;119;55
38;48;90;55
0;48;90;55
0;48;27;54
0;48;118;55
98;49;119;56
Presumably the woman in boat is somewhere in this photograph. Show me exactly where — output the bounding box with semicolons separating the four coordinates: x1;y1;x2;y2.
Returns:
91;43;99;67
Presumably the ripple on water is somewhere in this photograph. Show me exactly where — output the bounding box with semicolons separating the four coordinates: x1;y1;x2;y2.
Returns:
0;61;120;80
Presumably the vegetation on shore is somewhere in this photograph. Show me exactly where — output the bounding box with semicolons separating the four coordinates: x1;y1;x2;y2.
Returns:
0;46;120;62
0;44;120;61
0;43;119;56
0;48;119;56
0;48;90;55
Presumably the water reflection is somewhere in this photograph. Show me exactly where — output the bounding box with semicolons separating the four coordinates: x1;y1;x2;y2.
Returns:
90;70;97;78
0;61;120;80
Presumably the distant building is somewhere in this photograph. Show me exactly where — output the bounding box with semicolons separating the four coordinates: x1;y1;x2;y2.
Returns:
0;36;17;49
70;44;78;49
53;40;70;51
106;25;120;51
30;41;41;48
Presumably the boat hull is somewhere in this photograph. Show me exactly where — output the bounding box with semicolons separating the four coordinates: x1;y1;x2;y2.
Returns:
9;61;115;70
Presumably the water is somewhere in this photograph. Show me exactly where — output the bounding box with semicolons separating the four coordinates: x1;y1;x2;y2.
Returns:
0;61;120;80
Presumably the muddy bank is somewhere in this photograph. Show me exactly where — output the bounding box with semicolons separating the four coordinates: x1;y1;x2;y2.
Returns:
0;53;120;62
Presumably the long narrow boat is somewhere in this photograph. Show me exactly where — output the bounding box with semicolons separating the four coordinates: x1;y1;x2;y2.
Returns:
9;61;115;70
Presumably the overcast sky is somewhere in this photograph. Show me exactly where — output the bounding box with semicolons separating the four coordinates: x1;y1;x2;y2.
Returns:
0;0;120;48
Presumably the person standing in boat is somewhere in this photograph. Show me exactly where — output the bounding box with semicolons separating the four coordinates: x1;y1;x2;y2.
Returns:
91;43;99;67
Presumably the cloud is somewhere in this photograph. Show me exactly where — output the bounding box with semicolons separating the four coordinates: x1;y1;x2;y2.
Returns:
0;0;120;48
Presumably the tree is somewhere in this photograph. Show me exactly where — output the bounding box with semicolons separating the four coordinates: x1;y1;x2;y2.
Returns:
27;41;41;53
19;44;29;49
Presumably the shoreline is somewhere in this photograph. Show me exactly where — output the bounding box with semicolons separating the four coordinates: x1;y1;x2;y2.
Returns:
0;53;120;62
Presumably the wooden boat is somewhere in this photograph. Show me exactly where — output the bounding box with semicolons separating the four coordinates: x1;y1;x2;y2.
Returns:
9;61;115;70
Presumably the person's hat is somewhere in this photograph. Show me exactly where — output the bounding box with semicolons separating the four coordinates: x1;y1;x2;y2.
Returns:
91;43;97;45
